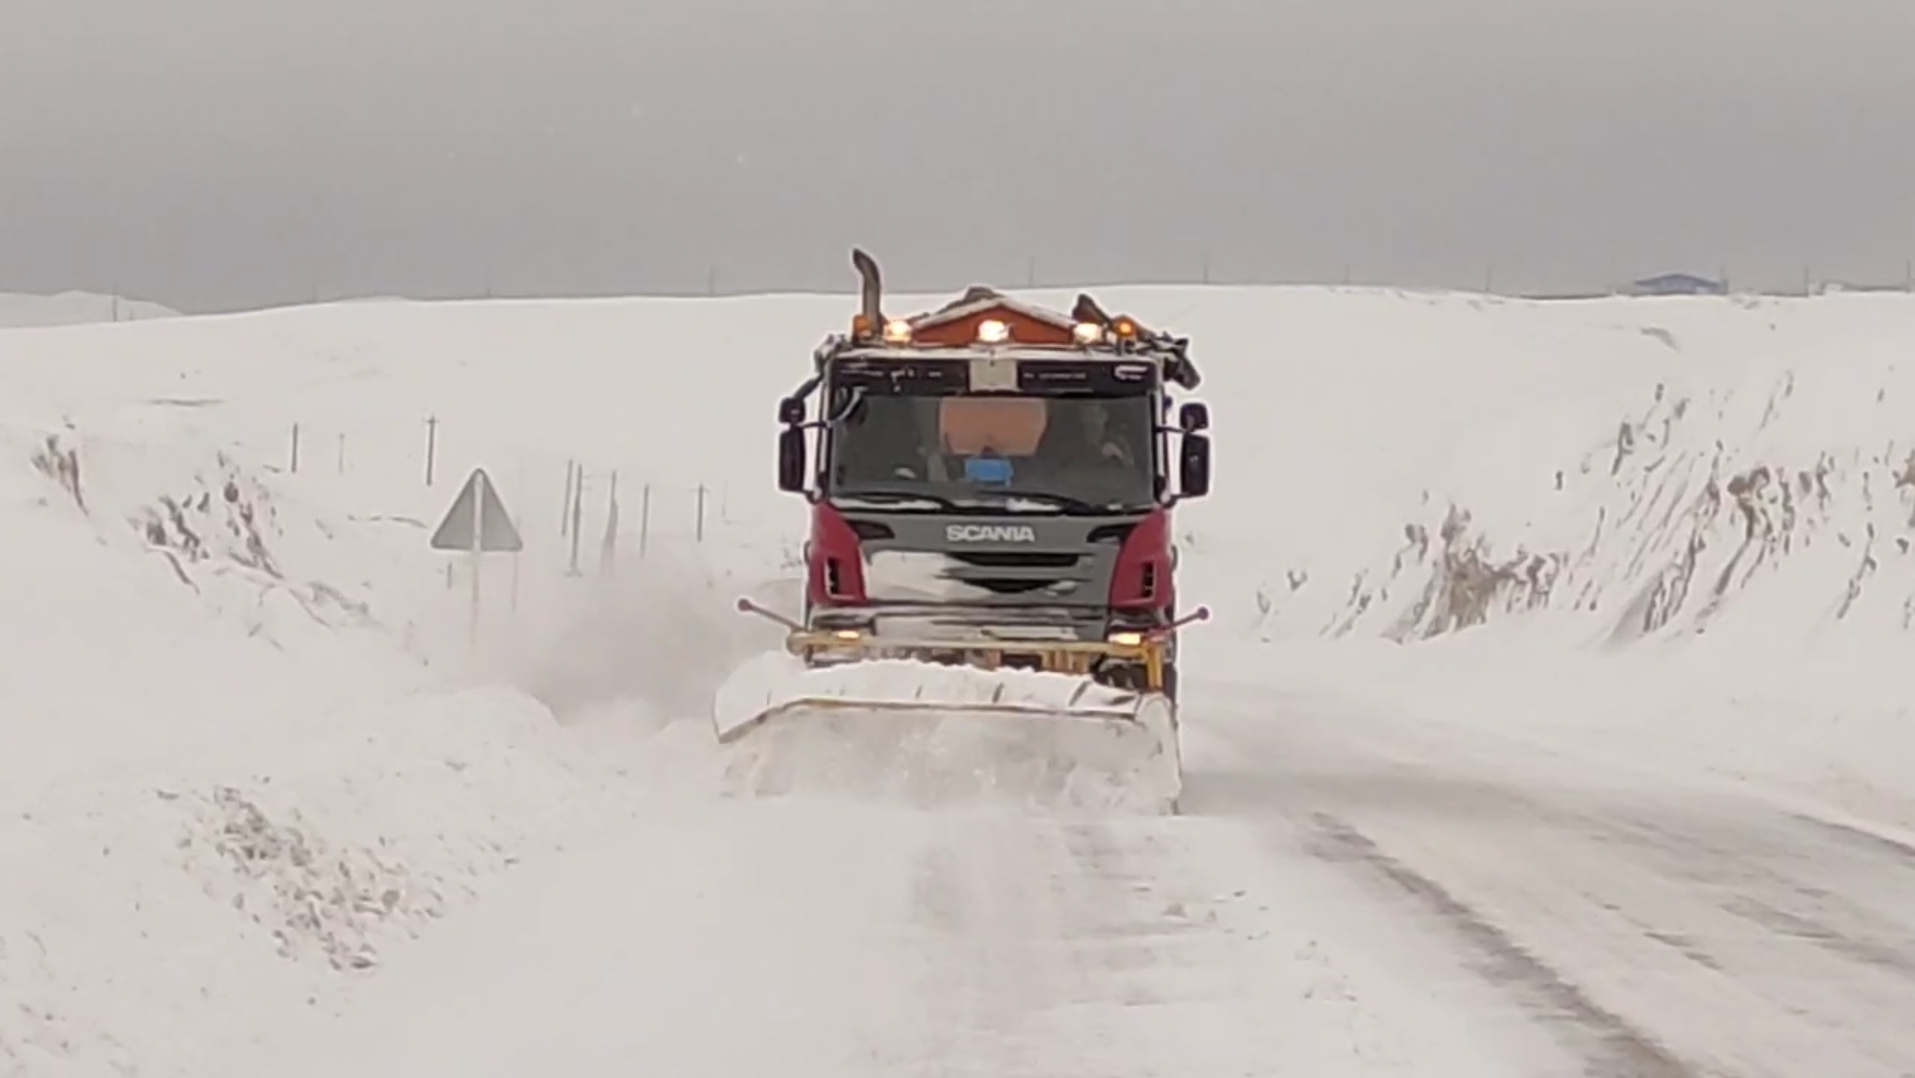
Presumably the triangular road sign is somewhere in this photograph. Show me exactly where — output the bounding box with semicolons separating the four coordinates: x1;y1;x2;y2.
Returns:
430;467;523;552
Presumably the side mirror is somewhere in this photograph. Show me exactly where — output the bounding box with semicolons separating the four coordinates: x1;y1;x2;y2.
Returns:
778;426;807;493
778;397;805;425
1179;401;1209;431
1179;433;1211;498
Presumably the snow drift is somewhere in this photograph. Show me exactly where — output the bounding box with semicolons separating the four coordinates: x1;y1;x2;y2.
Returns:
0;417;680;1076
1312;296;1915;654
1200;290;1915;833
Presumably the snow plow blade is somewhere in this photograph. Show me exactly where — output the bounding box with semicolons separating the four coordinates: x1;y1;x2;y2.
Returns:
710;601;1202;814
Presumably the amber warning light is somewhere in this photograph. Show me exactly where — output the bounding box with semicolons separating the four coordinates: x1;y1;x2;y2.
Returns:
849;304;1140;350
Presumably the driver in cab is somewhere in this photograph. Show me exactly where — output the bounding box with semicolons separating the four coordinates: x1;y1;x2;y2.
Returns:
1076;401;1136;468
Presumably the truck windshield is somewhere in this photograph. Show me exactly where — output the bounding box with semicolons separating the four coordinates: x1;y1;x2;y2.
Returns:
825;392;1156;511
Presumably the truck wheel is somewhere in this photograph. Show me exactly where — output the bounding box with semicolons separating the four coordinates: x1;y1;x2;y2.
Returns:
1162;662;1179;703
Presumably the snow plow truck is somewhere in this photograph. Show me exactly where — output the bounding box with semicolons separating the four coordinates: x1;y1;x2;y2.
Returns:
712;249;1212;813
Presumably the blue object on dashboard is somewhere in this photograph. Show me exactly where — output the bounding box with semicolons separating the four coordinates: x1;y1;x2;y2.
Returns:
964;456;1014;484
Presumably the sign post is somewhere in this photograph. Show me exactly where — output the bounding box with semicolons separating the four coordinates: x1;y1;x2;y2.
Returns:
429;467;525;643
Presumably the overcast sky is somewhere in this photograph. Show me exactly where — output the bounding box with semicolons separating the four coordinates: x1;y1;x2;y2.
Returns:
1;0;1911;312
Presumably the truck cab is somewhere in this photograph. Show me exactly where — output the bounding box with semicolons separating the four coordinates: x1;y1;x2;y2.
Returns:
772;251;1211;699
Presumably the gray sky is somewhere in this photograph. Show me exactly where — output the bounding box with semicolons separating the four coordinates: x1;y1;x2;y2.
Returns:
2;0;1911;312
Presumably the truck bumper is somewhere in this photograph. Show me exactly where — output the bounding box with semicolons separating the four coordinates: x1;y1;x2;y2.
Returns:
799;602;1178;694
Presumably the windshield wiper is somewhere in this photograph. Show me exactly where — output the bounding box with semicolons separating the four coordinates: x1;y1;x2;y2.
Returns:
832;488;962;511
987;491;1116;514
835;488;1134;515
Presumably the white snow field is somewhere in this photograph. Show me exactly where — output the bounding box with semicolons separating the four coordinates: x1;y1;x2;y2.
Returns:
4;285;1915;1076
0;290;177;327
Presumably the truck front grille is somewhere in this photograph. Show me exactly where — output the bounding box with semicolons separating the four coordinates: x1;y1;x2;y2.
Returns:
946;551;1081;569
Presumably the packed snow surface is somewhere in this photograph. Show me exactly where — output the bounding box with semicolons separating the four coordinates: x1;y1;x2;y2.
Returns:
3;286;1915;1075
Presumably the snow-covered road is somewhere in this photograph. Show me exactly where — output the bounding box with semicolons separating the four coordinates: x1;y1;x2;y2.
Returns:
1192;678;1915;1077
225;785;1564;1076
206;675;1915;1077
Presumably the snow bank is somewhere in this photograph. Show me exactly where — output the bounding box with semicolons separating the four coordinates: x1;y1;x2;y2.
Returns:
1199;291;1915;833
0;415;711;1075
1301;295;1915;658
0;687;655;1076
0;425;423;795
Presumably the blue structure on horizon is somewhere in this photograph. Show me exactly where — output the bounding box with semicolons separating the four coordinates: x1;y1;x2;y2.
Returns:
1628;272;1727;296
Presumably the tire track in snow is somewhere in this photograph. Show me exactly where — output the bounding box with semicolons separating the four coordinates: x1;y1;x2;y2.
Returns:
1302;811;1696;1078
895;815;1074;1072
1787;810;1915;868
1193;685;1915;1077
892;815;1207;1074
890;808;1568;1076
1606;809;1915;982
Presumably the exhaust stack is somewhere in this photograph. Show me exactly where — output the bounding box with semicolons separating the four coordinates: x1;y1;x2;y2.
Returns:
851;247;884;339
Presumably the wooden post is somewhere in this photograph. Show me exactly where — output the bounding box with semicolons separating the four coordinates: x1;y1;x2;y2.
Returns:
561;460;575;537
566;473;584;576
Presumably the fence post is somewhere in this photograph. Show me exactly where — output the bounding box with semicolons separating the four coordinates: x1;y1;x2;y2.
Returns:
695;484;707;543
560;460;575;537
600;470;619;576
336;432;346;474
566;470;584;576
290;423;301;473
639;483;651;559
424;416;438;486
